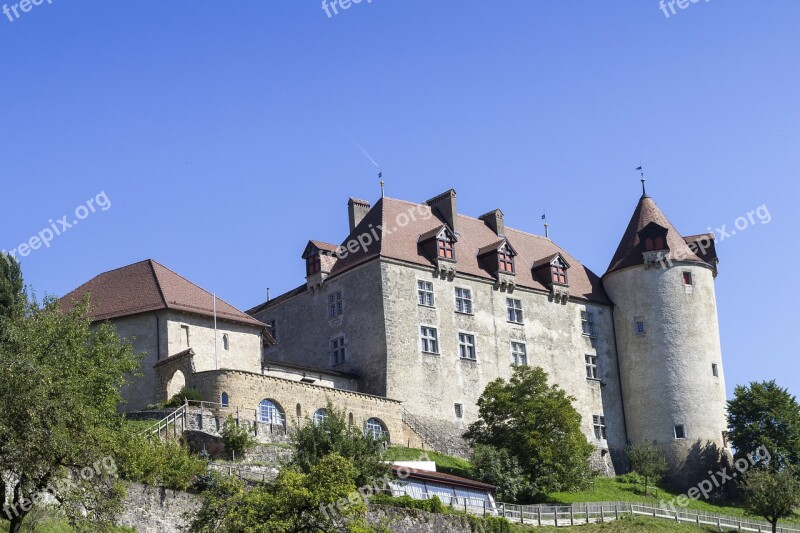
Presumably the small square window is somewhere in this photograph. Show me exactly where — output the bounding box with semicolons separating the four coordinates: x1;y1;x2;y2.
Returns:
454;403;463;419
417;280;435;307
635;319;646;335
459;333;477;360
507;298;523;324
712;363;719;377
455;288;473;314
683;271;693;286
674;425;686;439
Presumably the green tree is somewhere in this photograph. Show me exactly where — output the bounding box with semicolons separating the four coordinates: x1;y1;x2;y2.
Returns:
291;400;389;487
220;416;257;460
113;431;207;491
627;442;668;497
740;467;800;533
189;454;372;533
464;365;594;498
727;380;800;470
0;295;141;533
0;253;24;320
470;444;529;503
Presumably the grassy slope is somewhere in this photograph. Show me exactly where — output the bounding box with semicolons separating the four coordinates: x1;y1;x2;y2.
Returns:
382;446;472;478
534;515;731;532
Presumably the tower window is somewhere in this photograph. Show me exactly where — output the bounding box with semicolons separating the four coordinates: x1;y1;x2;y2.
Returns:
458;333;476;360
674;425;686;439
712;363;719;377
437;235;455;260
585;354;598;379
328;291;344;318
506;298;523;324
306;253;321;276
635;319;646;335
220;392;229;407
511;342;528;365
417;280;435;307
592;415;607;440
455;287;473;314
655;236;665;249
498;245;515;273
330;336;346;365
581;311;596;337
645;237;654;251
454;403;463;419
420;326;439;354
222;334;229;351
683;271;693;286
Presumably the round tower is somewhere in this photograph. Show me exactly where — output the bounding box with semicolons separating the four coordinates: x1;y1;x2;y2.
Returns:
602;192;728;486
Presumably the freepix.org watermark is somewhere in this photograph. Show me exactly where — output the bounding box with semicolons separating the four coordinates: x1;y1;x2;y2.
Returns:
1;191;111;263
659;0;710;19
2;0;53;23
321;0;374;19
334;203;433;260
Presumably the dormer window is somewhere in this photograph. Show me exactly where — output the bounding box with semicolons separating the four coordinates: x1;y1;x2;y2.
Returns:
498;244;515;273
306;253;321;276
640;222;669;252
551;262;568;285
437;235;455;260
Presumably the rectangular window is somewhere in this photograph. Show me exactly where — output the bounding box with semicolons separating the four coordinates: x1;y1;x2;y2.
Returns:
455;288;473;314
458;333;476;360
420;326;439;354
592;415;607;440
438;238;455;259
306;254;321;276
180;325;190;348
551;265;568;285
683;271;693;286
454;403;463;419
585;354;598;379
511;342;528;365
417;280;435;307
268;320;277;342
674;425;686;439
507;298;523;324
635;319;646;335
712;363;719;377
330;336;346;365
581;311;596;337
328;291;344;318
498;247;515;273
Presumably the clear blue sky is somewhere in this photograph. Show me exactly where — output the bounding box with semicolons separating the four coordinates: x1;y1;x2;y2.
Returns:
1;1;797;399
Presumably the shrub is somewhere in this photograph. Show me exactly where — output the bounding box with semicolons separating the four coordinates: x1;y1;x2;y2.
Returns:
220;416;257;459
164;386;203;408
115;432;207;491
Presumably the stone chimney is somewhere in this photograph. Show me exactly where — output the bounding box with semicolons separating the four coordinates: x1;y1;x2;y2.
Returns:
348;198;371;232
425;189;458;233
479;209;505;237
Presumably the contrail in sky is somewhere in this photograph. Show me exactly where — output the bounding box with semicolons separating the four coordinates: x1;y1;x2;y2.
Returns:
349;136;381;169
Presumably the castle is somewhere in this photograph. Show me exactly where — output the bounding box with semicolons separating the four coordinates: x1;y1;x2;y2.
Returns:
62;186;729;485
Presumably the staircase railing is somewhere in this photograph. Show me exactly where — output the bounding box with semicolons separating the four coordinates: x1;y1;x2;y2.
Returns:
144;402;188;440
401;408;439;450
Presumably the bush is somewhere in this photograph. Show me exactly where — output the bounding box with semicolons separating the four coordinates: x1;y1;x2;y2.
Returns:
164;386;203;408
220;416;257;459
470;444;530;503
115;432;207;491
370;494;449;514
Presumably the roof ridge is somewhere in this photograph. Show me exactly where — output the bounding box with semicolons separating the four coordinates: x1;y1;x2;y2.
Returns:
147;259;169;309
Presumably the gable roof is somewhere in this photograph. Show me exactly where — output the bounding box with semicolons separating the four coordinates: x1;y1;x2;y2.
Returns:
606;195;707;276
61;259;268;329
251;195;611;312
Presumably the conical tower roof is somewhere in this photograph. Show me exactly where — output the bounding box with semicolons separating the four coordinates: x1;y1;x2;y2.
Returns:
605;195;706;276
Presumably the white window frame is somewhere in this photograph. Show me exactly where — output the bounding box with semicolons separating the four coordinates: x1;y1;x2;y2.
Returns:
330;335;346;365
328;291;344;318
585;354;598;380
581;311;596;337
420;326;439;354
454;287;473;315
458;332;477;360
507;298;523;324
417;280;435;307
511;341;528;365
592;415;607;440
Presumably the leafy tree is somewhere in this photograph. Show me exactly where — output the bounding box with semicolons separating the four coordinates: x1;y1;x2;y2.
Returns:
470;445;529;503
292;400;389;487
464;366;594;498
627;442;668;496
740;467;800;533
727;380;800;470
0;253;24;320
113;430;207;491
220;416;257;460
0;295;141;533
188;454;372;533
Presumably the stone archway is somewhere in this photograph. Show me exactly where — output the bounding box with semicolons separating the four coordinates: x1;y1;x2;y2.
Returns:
166;370;186;401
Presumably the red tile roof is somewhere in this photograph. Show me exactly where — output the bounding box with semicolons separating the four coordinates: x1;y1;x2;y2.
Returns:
606;195;708;275
61;259;268;329
391;465;496;492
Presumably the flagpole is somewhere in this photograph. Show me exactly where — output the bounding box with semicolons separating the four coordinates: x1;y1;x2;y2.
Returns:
213;293;218;370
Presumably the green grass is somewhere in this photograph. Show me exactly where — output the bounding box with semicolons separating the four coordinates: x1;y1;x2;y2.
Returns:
547;476;800;526
383;446;473;478
534;515;733;532
0;515;136;532
122;418;158;434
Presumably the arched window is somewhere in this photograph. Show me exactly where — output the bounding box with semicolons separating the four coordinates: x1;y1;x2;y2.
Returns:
220;392;229;407
364;418;389;441
222;334;229;351
259;399;285;426
313;408;329;426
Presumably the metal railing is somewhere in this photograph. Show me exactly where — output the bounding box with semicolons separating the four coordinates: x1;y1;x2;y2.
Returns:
401;408;438;450
145;404;187;439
